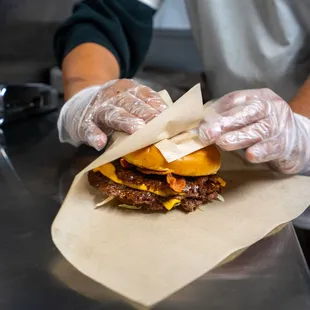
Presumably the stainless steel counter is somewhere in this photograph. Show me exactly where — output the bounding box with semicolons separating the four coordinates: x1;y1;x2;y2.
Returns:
1;110;310;309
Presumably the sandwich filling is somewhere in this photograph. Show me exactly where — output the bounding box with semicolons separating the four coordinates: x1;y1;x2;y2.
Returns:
88;159;225;212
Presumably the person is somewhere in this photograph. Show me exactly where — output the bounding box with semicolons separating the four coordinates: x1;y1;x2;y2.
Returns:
55;0;310;175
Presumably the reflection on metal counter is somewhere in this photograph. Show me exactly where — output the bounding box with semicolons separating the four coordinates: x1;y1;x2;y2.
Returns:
48;224;310;310
0;97;310;309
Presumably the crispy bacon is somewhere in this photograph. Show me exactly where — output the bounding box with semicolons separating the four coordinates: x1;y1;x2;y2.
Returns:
120;159;168;175
120;158;131;168
166;173;186;193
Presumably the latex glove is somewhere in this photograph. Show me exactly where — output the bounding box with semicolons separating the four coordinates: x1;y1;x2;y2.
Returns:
199;88;310;175
58;79;167;150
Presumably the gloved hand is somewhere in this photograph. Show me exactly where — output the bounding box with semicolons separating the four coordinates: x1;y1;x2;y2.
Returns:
58;79;167;151
199;88;310;175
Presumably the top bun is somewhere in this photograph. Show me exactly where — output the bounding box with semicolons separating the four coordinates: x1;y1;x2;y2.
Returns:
123;144;221;176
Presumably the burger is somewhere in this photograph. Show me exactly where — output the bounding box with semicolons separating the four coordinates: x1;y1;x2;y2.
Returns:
88;144;226;212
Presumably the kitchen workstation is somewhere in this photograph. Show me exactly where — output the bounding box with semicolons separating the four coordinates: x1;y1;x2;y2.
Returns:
1;0;310;309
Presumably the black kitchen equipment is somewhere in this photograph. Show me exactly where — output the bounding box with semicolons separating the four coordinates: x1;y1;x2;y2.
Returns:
0;83;58;125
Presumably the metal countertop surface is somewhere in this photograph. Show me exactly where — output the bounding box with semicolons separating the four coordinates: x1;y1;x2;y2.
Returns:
1;110;310;310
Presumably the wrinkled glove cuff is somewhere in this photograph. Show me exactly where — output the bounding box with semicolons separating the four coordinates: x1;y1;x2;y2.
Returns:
295;113;310;176
57;86;101;146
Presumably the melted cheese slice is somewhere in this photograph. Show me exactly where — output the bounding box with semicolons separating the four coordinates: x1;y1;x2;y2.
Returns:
162;198;181;211
217;177;226;187
93;163;176;197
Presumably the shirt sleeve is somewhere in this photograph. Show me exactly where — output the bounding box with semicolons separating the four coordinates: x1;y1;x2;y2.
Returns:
54;0;160;78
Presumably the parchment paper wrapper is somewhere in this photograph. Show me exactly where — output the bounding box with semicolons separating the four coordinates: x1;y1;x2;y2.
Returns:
155;101;219;162
52;84;310;308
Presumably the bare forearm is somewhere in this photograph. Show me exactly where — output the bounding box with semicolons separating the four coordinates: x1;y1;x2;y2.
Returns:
62;43;120;100
289;78;310;118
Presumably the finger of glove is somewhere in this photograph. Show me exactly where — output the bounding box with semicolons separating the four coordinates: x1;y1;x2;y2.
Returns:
246;130;304;174
112;92;160;122
96;103;146;134
268;114;310;174
81;121;108;151
216;118;274;151
200;99;269;145
129;85;168;112
212;88;280;113
269;150;304;174
245;136;286;163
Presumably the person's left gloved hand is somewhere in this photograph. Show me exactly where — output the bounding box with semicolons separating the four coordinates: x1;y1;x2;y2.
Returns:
199;88;310;175
57;79;167;151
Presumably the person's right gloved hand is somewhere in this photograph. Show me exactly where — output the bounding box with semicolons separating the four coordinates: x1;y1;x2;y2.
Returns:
198;88;310;175
57;79;167;151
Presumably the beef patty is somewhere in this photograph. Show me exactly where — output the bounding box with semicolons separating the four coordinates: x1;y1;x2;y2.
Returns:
88;162;223;212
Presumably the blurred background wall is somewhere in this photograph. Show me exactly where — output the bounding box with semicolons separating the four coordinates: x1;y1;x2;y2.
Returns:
0;0;203;86
0;0;76;83
147;0;203;72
